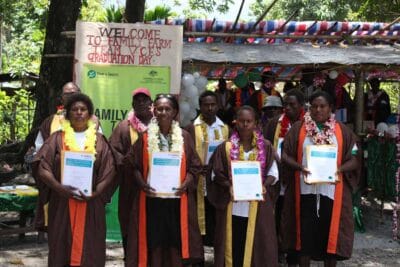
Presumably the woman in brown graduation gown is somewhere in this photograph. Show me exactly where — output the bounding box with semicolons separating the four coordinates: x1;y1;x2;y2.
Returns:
208;105;279;267
281;90;359;267
124;94;203;267
34;93;116;267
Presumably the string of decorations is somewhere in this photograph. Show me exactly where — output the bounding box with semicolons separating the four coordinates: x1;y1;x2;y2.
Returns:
393;101;400;240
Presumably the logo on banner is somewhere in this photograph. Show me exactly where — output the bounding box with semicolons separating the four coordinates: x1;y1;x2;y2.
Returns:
87;70;96;78
149;70;158;77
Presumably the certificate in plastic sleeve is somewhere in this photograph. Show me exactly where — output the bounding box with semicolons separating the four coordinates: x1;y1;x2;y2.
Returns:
149;152;181;198
231;161;263;201
61;151;94;196
305;145;338;184
204;140;223;164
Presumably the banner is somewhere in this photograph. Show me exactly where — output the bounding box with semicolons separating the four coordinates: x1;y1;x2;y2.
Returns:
74;21;182;94
74;21;183;241
82;63;170;137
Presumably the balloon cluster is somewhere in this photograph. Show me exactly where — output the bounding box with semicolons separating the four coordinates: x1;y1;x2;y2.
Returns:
179;73;208;127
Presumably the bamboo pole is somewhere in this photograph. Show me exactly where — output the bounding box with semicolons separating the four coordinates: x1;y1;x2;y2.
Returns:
249;0;280;32
231;0;246;32
61;28;400;41
183;31;400;40
354;70;365;135
382;16;400;31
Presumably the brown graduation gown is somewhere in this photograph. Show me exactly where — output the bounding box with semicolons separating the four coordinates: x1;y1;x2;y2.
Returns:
33;114;58;230
207;140;279;267
34;131;117;267
124;129;204;267
109;119;139;243
281;121;358;259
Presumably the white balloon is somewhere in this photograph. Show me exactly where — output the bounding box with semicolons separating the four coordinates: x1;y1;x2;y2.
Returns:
329;70;339;80
189;96;200;109
182;73;195;88
180;117;191;127
183;85;199;99
193;72;200;79
376;122;389;134
387;125;399;138
195;76;208;91
179;101;191;115
197;85;206;95
188;108;198;119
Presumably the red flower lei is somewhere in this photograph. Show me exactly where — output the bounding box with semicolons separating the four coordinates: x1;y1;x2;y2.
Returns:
127;110;148;133
279;109;305;137
304;111;336;145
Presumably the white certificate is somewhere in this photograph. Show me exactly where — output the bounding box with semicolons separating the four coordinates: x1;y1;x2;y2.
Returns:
149;152;181;197
305;145;338;184
231;161;263;201
204;140;223;164
277;137;284;159
61;151;94;196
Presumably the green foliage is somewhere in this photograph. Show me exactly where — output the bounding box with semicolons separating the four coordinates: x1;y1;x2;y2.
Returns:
105;5;124;22
80;0;107;22
144;5;175;21
1;1;48;75
250;0;353;21
351;0;400;22
189;0;235;14
381;83;400;114
250;0;399;22
0;89;35;143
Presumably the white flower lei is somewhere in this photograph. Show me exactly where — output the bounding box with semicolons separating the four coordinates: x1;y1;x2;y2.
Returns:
147;118;183;154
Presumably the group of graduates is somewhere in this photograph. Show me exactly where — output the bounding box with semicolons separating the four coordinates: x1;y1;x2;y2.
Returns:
32;78;360;267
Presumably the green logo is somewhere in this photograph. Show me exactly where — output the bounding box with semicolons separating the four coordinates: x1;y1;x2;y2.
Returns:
87;70;96;78
328;176;333;180
149;70;158;77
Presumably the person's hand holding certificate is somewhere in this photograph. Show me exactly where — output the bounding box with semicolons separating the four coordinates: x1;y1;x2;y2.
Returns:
230;161;263;201
61;151;94;197
149;152;181;198
305;145;338;184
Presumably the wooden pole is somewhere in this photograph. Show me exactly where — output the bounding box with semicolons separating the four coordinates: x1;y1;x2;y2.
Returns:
354;70;365;135
250;0;280;32
382;16;400;31
183;31;400;40
232;0;246;32
276;8;300;33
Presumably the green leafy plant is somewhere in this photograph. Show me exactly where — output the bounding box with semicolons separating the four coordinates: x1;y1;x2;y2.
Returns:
144;5;174;21
0;89;35;143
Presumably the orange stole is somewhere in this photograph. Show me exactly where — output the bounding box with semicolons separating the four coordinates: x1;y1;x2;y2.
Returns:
295;123;344;253
138;133;190;267
62;133;88;266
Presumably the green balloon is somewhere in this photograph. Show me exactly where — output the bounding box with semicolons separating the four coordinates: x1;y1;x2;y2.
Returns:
234;73;249;88
248;69;261;81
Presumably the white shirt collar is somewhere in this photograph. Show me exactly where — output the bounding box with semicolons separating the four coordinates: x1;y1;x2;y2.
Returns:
194;116;225;128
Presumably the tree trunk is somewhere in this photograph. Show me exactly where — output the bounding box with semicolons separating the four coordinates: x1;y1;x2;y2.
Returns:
3;0;83;164
125;0;145;23
32;0;82;130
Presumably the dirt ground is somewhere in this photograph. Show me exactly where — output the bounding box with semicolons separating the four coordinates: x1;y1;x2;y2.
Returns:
0;199;399;267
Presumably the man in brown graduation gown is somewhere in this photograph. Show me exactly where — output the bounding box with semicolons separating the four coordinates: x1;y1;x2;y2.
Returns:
33;131;116;267
281;121;359;261
207;139;279;267
263;89;305;265
109;87;152;257
123;130;204;267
